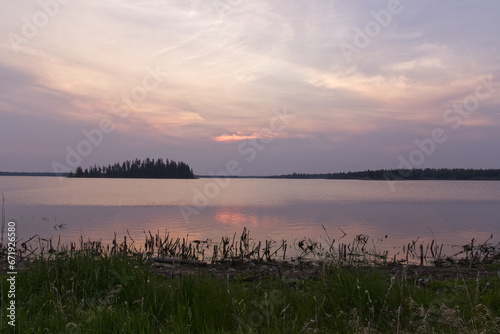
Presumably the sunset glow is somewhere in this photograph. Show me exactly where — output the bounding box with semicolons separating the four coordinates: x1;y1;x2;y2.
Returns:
1;1;499;175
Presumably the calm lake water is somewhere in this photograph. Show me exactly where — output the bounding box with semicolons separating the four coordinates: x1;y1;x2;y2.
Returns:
1;176;499;258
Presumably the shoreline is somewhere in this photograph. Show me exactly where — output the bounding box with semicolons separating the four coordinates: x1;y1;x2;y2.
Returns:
2;236;500;333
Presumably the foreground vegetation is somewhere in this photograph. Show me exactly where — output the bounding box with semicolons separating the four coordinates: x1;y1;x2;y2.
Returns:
2;234;500;333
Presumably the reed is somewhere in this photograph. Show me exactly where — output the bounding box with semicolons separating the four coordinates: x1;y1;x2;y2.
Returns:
8;226;500;269
0;193;4;248
2;232;500;333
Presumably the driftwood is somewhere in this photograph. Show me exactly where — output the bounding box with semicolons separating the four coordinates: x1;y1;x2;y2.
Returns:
151;257;208;266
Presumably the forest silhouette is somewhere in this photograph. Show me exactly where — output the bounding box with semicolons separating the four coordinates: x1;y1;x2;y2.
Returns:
69;158;195;179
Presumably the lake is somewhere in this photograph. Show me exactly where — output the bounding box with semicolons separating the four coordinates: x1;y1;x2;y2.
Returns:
1;176;499;259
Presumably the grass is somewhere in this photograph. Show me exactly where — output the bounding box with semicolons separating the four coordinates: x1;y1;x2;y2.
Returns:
3;250;236;333
2;232;500;333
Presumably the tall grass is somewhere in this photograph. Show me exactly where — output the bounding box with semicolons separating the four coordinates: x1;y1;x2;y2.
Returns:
2;236;500;333
7;248;240;333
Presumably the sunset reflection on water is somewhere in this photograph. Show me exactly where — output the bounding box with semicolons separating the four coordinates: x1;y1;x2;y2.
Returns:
2;177;500;260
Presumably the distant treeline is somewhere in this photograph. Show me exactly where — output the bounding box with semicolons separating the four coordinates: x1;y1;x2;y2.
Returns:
69;158;195;179
0;172;68;177
332;168;500;180
268;169;500;180
267;172;330;179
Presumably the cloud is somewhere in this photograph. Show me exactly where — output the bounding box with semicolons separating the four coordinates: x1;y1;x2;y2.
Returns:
214;130;278;142
0;1;499;173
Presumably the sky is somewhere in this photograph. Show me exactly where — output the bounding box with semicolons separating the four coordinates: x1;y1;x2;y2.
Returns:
1;0;499;176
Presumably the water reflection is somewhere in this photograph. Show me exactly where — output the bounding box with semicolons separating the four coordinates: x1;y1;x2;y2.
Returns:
2;177;500;259
215;209;251;225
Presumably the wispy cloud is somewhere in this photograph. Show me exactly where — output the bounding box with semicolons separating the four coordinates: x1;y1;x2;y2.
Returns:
1;0;499;173
214;130;279;142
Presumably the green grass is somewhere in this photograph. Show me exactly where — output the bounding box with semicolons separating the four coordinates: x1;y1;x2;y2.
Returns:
2;249;500;333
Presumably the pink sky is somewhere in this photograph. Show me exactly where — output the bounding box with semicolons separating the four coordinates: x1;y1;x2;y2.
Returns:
1;1;499;175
